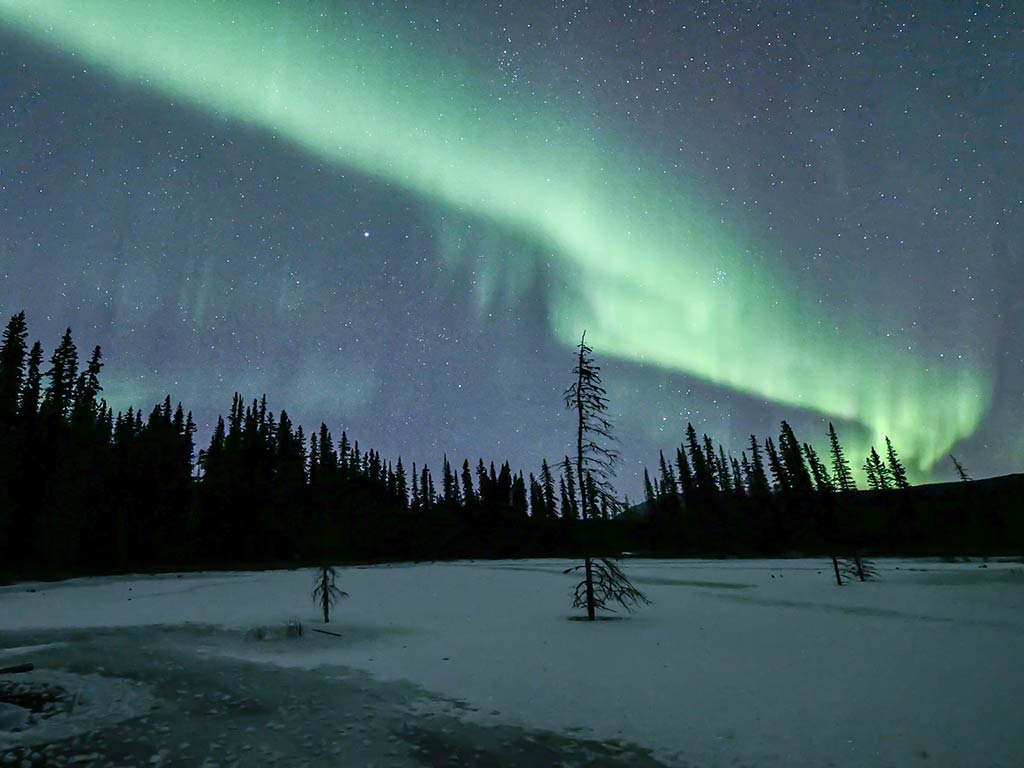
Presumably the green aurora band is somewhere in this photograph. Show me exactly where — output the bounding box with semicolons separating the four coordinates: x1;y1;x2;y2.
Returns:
0;0;992;473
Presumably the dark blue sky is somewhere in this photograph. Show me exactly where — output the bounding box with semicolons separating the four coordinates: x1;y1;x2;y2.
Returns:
1;1;1021;490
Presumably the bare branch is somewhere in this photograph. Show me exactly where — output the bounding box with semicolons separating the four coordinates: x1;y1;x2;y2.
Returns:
566;559;650;613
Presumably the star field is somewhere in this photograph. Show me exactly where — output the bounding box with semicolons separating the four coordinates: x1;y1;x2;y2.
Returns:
0;1;1021;488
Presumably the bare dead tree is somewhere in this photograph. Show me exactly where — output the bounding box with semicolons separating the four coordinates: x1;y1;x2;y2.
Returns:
311;565;348;623
564;558;650;613
950;454;972;482
840;557;877;582
563;331;648;619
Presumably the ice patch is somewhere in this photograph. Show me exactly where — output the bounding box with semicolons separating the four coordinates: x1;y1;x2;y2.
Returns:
0;643;64;658
0;670;155;751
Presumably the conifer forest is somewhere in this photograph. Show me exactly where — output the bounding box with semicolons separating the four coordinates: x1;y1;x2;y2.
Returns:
1;312;1020;581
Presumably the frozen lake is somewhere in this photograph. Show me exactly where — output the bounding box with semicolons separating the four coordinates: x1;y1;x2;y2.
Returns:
2;558;1023;767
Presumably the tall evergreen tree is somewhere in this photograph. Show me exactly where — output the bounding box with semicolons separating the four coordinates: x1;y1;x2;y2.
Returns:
42;328;78;420
476;459;490;507
0;312;28;428
658;449;679;507
558;474;571;521
703;434;720;490
562;456;579;521
421;464;435;508
393;457;408;507
675;445;694;496
318;424;337;474
72;346;104;424
20;341;43;421
803;443;833;493
778;421;813;494
643;468;656;506
410;463;421;511
338;431;351;476
460;459;476;509
308;431;321;486
511;471;528;518
864;447;891;490
746;436;771;499
862;453;878;489
765;437;789;492
539;459;556;518
827;423;856;492
442;455;457;507
885;437;909;489
717;445;733;495
275;410;306;494
730;457;746;498
686;424;714;494
497;462;513;507
529;473;544;517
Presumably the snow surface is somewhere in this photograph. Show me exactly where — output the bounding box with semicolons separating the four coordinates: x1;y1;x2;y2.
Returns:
1;558;1022;767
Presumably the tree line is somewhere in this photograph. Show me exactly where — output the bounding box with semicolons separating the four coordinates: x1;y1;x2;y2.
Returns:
1;312;1021;579
0;313;620;576
629;416;1021;557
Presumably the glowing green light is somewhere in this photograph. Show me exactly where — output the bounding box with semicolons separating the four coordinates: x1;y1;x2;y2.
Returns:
0;0;992;472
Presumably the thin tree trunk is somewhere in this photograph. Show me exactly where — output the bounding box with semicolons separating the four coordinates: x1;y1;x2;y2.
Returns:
831;555;842;586
322;570;330;623
583;556;595;620
576;335;596;621
854;556;865;582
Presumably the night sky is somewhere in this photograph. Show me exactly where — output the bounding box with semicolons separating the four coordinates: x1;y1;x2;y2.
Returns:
1;1;1021;490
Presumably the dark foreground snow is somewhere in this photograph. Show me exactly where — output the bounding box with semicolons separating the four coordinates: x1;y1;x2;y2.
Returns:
2;558;1023;767
0;626;666;767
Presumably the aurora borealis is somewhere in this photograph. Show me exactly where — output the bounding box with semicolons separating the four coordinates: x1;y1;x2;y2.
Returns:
1;2;1021;484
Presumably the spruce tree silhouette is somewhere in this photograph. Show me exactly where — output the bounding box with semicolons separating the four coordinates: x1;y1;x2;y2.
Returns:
745;436;771;500
675;444;695;502
885;437;910;490
864;447;891;490
765;437;789;492
703;433;720;491
0;312;28;429
20;341;43;421
778;421;813;494
539;459;557;518
658;450;679;508
561;456;579;521
685;424;714;495
395;458;409;508
558;474;571;521
827;423;856;492
717;445;733;495
529;473;543;517
42;328;78;420
643;468;656;506
730;457;747;499
803;443;834;493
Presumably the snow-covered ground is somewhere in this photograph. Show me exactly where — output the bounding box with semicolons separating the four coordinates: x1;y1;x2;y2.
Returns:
1;558;1022;767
